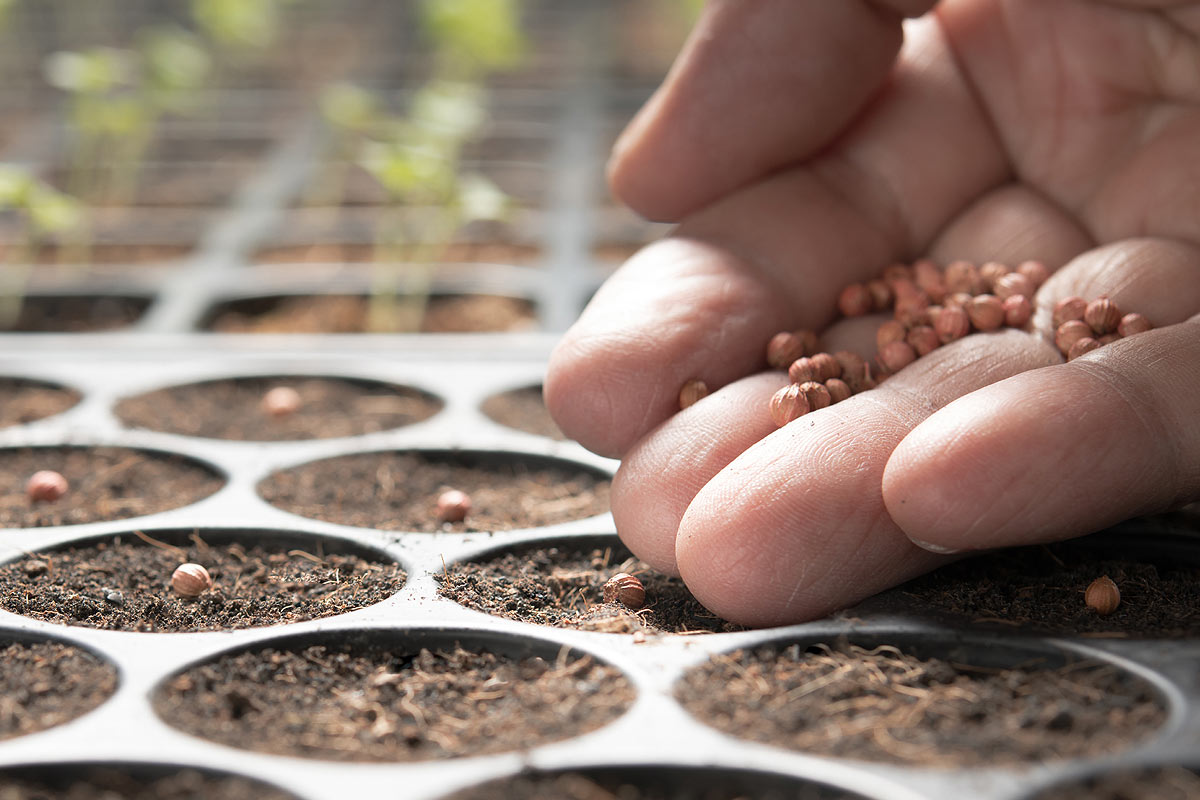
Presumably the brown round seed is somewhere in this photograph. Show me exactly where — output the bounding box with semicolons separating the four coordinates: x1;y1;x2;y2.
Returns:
1002;294;1033;328
993;272;1034;301
943;292;973;310
808;352;842;382
26;470;69;503
436;489;472;522
171;563;213;598
825;378;852;404
1084;297;1122;336
833;350;867;379
1118;312;1152;337
877;340;917;373
788;357;818;384
979;261;1010;291
1055;319;1093;355
602;572;645;610
1016;259;1050;288
262;386;302;418
966;294;1005;331
769;384;810;427
766;331;809;370
943;260;981;294
866;278;893;311
1084;576;1120;616
906;325;940;357
876;320;907;351
1067;336;1101;361
837;283;873;317
797;380;832;411
678;379;708;409
1052;296;1088;328
934;306;971;343
913;259;946;303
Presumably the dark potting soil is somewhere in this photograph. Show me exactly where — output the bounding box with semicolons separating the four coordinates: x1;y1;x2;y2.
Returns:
3;296;150;333
0;378;80;428
22;245;193;265
154;643;633;762
205;294;538;333
481;385;565;440
0;768;298;800
438;543;741;635
0;641;116;741
675;643;1166;768
1033;766;1200;800
115;376;441;441
0;532;404;632
0;447;223;528
259;450;610;532
897;539;1200;638
444;769;860;800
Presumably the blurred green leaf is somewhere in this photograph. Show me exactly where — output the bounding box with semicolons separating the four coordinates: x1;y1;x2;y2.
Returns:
191;0;281;49
44;48;134;93
27;184;83;236
140;26;211;103
456;172;508;222
420;0;527;74
0;165;32;208
320;83;378;132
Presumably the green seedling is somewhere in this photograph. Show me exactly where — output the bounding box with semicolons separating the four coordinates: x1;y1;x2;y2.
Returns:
310;81;381;206
0;165;84;328
357;80;509;332
419;0;527;79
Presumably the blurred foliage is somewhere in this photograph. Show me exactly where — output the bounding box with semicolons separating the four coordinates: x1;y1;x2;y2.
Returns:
190;0;303;50
419;0;527;77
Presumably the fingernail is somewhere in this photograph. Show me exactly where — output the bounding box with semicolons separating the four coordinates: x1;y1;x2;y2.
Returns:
908;536;963;555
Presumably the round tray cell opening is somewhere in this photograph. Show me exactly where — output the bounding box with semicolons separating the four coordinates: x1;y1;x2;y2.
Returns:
480;384;565;440
259;450;611;532
2;295;151;333
0;763;300;800
0;377;81;428
675;637;1168;768
153;630;634;762
0;528;405;633
0;446;224;529
115;375;443;441
438;535;741;635
893;530;1200;638
200;293;539;333
441;765;871;800
0;636;116;742
1028;765;1200;800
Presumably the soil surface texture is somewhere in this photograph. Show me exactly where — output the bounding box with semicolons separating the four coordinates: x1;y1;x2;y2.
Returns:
206;294;537;333
260;450;610;532
115;376;441;441
3;296;149;333
897;538;1200;637
0;447;223;528
445;769;859;800
0;378;80;428
155;643;633;762
0;768;297;800
676;642;1165;767
0;532;404;632
0;641;116;741
1033;766;1200;800
481;385;565;440
438;542;740;635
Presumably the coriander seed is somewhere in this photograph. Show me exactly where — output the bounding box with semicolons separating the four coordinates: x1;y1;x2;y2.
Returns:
1084;576;1120;616
26;470;68;503
172;563;213;598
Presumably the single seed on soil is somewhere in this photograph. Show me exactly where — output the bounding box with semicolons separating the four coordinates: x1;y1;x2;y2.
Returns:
1118;312;1152;337
837;283;873;317
1084;297;1122;336
261;386;302;418
678;379;708;409
878;340;917;374
602;572;645;610
1068;337;1101;361
1056;320;1093;355
769;384;809;427
26;470;68;503
1052;296;1088;328
1002;294;1032;328
23;559;49;576
1085;576;1120;616
966;295;1005;331
172;563;213;598
436;489;472;523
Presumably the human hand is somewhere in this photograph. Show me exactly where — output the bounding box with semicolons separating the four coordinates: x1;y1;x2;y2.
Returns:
544;0;1200;627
